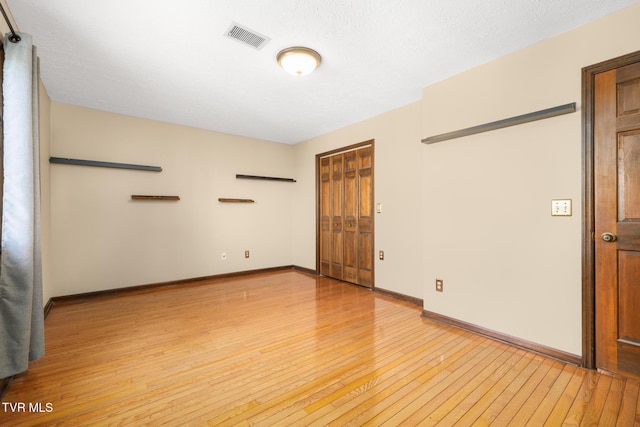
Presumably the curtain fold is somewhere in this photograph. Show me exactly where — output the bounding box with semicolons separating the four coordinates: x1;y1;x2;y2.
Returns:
0;32;44;379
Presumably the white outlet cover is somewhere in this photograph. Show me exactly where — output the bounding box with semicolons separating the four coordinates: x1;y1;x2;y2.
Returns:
551;199;572;216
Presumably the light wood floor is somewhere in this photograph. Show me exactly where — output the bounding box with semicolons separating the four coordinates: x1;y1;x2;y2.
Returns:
1;271;639;426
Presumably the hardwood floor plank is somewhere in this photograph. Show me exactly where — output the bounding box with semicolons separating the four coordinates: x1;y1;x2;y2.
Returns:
615;379;639;427
303;334;457;415
524;364;579;426
561;368;600;426
401;344;511;425
255;325;452;426
489;357;560;425
577;373;613;426
205;309;430;425
1;271;638;426
473;354;549;425
427;348;528;426
452;349;536;426
365;338;499;425
411;346;521;426
598;375;626;426
508;359;566;425
300;328;474;426
543;365;588;426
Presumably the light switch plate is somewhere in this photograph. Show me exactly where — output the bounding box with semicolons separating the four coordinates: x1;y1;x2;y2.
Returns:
551;199;572;216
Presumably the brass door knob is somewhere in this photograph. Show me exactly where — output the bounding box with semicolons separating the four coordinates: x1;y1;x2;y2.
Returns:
601;232;617;242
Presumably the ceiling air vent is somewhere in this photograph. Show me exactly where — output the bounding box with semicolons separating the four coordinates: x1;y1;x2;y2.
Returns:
225;22;270;50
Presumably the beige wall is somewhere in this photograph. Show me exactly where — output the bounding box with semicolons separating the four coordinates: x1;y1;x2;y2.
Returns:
292;101;424;299
421;3;640;356
50;103;295;296
51;99;426;300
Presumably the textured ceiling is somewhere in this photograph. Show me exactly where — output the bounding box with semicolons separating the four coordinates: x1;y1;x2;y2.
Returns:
6;0;640;144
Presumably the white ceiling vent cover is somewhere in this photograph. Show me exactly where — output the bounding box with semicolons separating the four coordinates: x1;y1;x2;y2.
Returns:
225;22;270;50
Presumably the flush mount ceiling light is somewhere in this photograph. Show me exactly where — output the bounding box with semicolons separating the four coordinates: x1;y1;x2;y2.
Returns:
276;47;321;77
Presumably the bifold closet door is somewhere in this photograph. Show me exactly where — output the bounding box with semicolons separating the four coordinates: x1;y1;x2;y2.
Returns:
319;146;373;288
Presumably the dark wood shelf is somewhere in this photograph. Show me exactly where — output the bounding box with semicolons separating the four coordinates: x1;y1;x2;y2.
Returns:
421;102;576;144
236;174;296;182
131;195;180;201
50;157;162;172
218;198;255;203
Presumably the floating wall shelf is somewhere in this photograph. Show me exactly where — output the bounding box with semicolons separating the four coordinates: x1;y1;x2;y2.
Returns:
131;195;180;201
218;198;255;203
421;102;577;144
50;157;162;172
236;174;296;182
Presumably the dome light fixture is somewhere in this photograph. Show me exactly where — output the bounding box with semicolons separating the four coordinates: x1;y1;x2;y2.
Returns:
276;47;321;77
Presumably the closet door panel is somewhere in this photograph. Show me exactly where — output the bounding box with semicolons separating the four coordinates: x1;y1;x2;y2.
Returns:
319;157;331;276
330;155;344;280
343;151;358;283
357;147;374;287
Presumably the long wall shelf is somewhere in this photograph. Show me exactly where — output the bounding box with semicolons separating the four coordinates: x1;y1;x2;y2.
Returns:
218;198;255;203
50;157;162;172
236;174;296;182
421;102;576;144
131;195;180;201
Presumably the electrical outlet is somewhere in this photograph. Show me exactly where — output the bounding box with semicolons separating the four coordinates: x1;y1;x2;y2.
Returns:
551;199;572;216
379;250;384;260
435;279;443;292
221;252;227;260
245;250;250;258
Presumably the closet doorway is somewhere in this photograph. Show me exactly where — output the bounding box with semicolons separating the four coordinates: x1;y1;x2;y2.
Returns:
317;140;374;288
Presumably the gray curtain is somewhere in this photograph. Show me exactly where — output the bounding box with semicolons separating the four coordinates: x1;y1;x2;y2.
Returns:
0;32;44;379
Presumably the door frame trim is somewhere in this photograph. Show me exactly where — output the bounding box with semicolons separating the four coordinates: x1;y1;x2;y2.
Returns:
582;50;640;369
315;140;375;283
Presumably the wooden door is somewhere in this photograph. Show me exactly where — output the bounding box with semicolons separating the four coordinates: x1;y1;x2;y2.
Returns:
318;143;374;288
594;60;640;380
